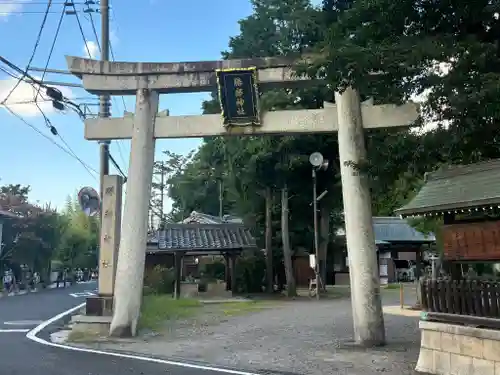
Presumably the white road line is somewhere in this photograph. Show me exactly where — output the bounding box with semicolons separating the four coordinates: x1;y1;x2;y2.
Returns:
26;303;257;375
0;329;30;333
4;320;44;326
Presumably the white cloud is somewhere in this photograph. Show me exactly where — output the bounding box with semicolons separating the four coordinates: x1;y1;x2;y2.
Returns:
0;75;73;117
0;0;25;20
83;41;100;59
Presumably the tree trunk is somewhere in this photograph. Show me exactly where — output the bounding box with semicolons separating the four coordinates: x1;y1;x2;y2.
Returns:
319;204;330;289
265;186;273;293
281;185;296;297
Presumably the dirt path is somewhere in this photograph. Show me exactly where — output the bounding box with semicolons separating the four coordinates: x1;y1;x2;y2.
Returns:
76;291;422;375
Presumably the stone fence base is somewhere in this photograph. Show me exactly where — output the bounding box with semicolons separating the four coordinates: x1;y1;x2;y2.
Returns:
416;320;500;375
181;281;231;298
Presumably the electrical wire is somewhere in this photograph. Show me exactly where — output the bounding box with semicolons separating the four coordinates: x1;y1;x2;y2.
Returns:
1;0;53;105
108;2;128;113
34;3;66;102
0;66;18;80
108;153;127;181
72;2;93;58
0;1;89;4
0;55;86;119
0;98;99;106
33;104;97;181
85;0;128;173
3;105;98;180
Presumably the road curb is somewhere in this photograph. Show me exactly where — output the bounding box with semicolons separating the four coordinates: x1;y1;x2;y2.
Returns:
26;304;259;375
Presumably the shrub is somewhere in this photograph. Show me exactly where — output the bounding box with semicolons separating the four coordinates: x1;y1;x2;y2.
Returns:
202;260;226;281
234;249;266;293
143;265;175;295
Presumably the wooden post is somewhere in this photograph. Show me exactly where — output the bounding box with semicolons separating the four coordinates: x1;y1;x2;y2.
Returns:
400;282;404;309
174;252;182;299
224;253;231;291
230;254;237;293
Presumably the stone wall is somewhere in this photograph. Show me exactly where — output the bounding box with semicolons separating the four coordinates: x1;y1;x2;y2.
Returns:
416;320;500;375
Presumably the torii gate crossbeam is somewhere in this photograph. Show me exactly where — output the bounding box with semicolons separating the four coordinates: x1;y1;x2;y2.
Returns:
66;55;419;346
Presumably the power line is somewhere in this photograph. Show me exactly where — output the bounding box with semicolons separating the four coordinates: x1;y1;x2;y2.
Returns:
0;55;86;119
0;98;98;106
84;0;128;175
31;4;67;122
108;1;128;113
0;11;72;14
0;1;90;4
70;2;93;58
114;141;127;169
34;3;66;102
108;153;127;181
3;105;98;180
1;0;53;105
0;66;18;80
31;102;97;181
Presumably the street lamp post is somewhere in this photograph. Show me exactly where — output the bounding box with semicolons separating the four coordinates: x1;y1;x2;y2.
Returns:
309;152;329;300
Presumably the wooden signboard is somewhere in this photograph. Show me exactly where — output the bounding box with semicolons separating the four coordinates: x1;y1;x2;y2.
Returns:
216;67;260;127
443;220;500;261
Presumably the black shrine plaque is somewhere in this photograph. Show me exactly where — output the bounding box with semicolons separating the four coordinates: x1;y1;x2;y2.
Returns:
216;67;260;126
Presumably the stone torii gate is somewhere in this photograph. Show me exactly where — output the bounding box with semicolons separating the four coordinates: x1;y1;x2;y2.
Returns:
66;55;419;345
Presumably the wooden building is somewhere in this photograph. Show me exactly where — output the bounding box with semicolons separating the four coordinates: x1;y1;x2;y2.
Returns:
403;160;500;375
396;159;500;269
395;159;500;324
334;217;435;285
146;223;256;297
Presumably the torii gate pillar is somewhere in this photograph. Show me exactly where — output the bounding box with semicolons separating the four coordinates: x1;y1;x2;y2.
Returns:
66;56;419;345
335;88;384;345
109;88;159;337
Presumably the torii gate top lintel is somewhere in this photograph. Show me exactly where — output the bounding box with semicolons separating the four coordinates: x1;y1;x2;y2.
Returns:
65;55;314;95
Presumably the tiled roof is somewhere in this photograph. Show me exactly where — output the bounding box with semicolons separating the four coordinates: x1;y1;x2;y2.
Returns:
0;208;18;219
396;159;500;217
373;217;435;243
157;223;256;251
179;211;243;224
147;232;159;244
336;217;435;244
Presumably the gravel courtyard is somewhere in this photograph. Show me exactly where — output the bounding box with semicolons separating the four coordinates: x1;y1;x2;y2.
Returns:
77;289;423;375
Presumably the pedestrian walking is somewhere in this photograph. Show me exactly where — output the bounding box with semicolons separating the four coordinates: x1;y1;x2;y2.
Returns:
3;270;13;295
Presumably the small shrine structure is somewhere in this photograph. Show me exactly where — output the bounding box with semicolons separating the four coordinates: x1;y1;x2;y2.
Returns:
148;223;256;298
396;159;500;271
395;159;500;375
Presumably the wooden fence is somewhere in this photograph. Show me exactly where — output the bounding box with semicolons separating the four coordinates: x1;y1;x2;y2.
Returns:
421;279;500;318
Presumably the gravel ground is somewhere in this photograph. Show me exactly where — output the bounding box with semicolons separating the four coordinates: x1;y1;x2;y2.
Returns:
76;288;422;375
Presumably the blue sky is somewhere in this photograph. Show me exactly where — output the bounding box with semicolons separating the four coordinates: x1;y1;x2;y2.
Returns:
0;0;258;210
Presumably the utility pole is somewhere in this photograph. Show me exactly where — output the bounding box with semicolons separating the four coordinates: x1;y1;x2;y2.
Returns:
312;168;320;300
99;0;111;202
160;163;165;224
152;162;167;226
218;180;223;219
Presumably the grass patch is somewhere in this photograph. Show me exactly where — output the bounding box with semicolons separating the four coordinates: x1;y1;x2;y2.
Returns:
217;300;276;317
384;283;403;290
67;330;103;342
139;294;201;331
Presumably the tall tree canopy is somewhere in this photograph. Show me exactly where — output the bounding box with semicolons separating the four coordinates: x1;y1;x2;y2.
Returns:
164;0;496;282
0;186;99;282
316;0;500;165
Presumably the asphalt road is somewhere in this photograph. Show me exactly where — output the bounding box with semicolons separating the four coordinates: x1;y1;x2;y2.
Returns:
0;282;245;375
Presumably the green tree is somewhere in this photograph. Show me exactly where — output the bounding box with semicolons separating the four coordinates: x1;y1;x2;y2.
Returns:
0;185;61;282
315;0;500;167
56;194;99;270
167;0;337;294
